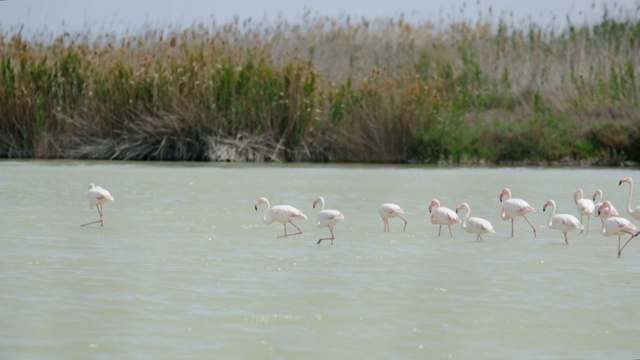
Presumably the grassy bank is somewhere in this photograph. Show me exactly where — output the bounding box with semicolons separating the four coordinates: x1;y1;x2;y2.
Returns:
1;7;640;164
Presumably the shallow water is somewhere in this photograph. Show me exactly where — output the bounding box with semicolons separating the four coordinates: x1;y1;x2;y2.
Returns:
1;161;640;359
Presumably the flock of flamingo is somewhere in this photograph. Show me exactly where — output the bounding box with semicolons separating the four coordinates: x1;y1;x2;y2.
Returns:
82;177;640;257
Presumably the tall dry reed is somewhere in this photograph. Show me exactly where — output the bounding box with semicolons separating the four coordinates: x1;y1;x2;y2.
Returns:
0;5;639;163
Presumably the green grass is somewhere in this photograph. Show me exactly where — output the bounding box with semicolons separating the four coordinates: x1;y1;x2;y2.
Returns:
0;5;639;164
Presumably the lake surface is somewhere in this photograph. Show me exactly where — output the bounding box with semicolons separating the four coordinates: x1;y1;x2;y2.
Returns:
1;161;639;359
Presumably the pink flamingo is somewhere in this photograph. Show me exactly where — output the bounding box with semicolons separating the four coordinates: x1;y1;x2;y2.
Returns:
378;203;407;232
499;188;537;238
573;189;594;233
598;200;639;258
81;183;114;227
592;189;618;224
428;199;461;237
255;197;307;238
312;196;345;245
543;199;583;244
455;202;495;241
619;177;640;221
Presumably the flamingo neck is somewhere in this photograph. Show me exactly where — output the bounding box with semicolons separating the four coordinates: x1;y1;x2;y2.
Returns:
259;199;273;225
626;180;634;214
546;203;556;227
460;209;470;229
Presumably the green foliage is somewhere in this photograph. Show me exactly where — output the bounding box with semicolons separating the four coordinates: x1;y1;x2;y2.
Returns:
0;13;639;163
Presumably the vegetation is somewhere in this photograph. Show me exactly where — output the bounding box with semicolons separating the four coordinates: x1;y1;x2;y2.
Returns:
1;5;640;164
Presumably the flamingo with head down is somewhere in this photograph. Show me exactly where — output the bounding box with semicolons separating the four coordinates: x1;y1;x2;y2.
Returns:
598;200;639;258
499;188;537;238
81;183;115;227
378;203;407;232
255;197;308;238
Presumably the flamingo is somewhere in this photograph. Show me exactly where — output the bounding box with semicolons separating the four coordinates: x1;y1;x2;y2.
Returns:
312;196;345;245
254;197;308;238
455;202;495;241
592;189;618;223
619;177;640;221
499;188;537;238
81;183;114;227
428;199;461;237
378;203;407;232
598;200;639;258
543;199;583;244
573;189;595;233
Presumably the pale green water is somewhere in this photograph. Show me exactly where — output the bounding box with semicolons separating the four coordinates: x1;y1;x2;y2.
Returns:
1;161;640;359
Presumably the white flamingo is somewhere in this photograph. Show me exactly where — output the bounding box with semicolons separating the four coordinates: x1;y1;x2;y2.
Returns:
543;199;583;245
573;189;595;233
499;188;537;238
81;183;114;227
455;202;495;241
428;199;461;237
255;197;307;238
378;203;407;232
592;189;618;223
312;196;345;245
598;200;639;258
619;177;640;221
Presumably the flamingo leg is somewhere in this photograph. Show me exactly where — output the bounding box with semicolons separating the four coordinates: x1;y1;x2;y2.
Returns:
278;222;289;238
586;215;590;234
476;234;482;241
397;215;407;232
437;225;442;237
382;218;389;232
510;218;514;237
618;236;622;258
317;226;336;245
564;232;569;245
448;225;453;237
618;231;640;257
522;214;537;238
81;206;104;227
98;205;104;227
81;220;102;227
286;221;304;237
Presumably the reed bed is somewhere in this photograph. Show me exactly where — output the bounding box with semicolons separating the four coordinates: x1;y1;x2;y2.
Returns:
1;5;639;164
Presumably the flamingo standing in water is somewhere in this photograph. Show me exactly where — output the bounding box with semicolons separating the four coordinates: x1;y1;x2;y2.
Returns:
378;203;407;232
543;199;583;244
598;200;639;258
428;199;461;237
592;189;618;224
255;197;307;238
619;177;640;221
81;183;114;227
455;202;495;241
312;196;345;245
573;189;595;233
499;188;537;238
